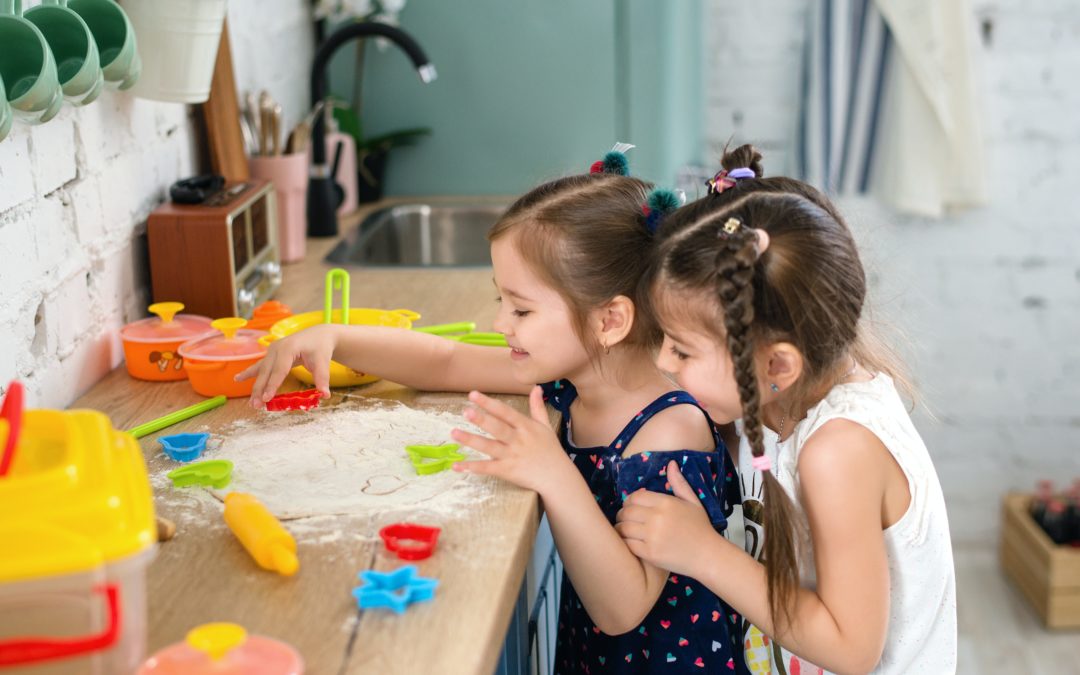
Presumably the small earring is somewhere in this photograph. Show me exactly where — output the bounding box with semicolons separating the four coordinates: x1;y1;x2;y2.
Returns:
603;342;611;355
770;383;780;393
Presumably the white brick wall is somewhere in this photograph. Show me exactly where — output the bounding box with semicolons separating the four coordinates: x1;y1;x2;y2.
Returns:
705;0;1080;546
0;0;313;409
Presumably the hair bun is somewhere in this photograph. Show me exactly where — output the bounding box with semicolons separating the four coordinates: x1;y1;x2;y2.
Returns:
721;143;764;178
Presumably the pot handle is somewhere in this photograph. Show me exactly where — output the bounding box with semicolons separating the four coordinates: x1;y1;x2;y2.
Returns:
184;361;226;373
258;334;277;347
0;584;121;666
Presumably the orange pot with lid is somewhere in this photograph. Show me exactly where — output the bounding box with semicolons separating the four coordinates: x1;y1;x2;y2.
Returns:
246;301;293;331
138;622;303;674
121;303;214;381
178;318;268;398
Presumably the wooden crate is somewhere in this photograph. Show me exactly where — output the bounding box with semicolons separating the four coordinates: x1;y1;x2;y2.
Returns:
1000;492;1080;629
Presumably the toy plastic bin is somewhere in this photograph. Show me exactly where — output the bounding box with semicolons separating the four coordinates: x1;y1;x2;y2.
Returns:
0;408;157;674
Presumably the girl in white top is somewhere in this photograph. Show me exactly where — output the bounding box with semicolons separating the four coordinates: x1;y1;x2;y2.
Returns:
615;145;957;674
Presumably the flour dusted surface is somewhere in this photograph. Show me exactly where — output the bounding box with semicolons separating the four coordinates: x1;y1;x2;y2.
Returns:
151;401;495;524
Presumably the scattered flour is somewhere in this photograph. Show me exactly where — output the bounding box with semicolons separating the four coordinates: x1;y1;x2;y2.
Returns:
151;402;495;529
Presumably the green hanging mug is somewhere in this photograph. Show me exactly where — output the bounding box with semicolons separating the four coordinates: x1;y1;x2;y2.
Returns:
0;75;13;142
0;0;63;125
67;0;139;90
24;0;103;106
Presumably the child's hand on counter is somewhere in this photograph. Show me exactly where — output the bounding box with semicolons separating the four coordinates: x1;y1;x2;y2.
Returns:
235;324;337;407
451;387;575;495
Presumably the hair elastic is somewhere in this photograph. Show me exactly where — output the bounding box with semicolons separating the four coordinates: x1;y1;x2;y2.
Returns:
706;166;756;195
751;454;772;472
642;188;685;234
589;142;635;176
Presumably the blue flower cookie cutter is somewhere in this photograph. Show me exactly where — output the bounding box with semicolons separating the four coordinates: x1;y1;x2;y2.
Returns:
352;565;438;614
158;432;210;462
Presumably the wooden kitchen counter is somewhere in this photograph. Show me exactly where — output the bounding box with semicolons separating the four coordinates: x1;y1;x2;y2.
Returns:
72;201;540;675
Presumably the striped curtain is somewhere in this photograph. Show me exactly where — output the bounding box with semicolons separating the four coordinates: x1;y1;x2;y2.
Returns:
798;0;987;217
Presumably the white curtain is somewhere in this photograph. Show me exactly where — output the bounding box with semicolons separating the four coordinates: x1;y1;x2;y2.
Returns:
799;0;987;217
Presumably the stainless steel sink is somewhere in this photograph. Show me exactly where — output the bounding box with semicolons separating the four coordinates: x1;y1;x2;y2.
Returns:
325;200;509;267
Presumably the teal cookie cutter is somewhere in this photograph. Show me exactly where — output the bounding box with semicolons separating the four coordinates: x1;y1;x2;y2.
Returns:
352;565;438;614
167;459;234;489
405;442;465;475
159;432;210;462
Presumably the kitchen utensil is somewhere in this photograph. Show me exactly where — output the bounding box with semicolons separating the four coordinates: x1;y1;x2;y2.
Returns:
239;109;256;157
0;381;24;477
147;180;281;319
24;0;103;106
249;153;307;263
0;404;155;673
199;20;248;180
414;322;476;336
324;268;349;324
120;302;215;382
125;0;225;102
138;622;304;674
246;300;292;331
126;396;227;440
379;523;441;561
0;0;63;124
166;459;233;489
67;0;140;89
224;493;298;576
178;318;269;399
405;442;465;475
285;100;322;154
158;432;210;462
324;101;358;215
261;306;420;388
272;103;282;156
352;565;438;614
264;389;321;412
452;332;509;346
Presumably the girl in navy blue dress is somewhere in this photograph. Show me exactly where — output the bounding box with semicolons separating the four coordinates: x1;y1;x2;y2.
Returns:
242;146;747;674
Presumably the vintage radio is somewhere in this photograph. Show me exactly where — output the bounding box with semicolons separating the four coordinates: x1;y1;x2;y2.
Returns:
147;180;282;319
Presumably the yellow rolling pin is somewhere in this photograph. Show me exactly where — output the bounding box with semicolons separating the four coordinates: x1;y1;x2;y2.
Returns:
223;493;299;576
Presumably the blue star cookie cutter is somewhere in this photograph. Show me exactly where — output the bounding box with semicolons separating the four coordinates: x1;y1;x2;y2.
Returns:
158;432;210;462
351;565;438;614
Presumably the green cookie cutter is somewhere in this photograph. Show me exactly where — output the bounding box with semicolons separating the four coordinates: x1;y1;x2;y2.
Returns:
167;459;234;489
405;442;465;475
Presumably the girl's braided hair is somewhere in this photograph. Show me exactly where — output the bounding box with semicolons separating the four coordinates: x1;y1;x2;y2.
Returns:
644;144;909;629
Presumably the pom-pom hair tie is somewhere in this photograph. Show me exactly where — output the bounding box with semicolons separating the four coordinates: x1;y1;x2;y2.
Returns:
641;188;686;234
589;142;635;176
706;166;756;195
751;455;773;472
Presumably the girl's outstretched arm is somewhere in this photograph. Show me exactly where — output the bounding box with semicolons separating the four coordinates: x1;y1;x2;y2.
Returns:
617;420;893;675
453;388;671;635
236;324;532;405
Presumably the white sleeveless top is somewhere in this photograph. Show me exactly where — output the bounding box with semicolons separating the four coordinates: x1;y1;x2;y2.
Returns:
735;374;957;674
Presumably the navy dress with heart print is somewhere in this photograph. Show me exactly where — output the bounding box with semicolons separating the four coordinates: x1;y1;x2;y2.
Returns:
542;380;748;675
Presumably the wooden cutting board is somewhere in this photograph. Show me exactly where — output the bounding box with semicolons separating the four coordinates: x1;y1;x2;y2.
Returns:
201;19;249;181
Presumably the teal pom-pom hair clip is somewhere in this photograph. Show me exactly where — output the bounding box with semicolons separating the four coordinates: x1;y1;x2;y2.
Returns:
589;142;635;176
643;187;686;234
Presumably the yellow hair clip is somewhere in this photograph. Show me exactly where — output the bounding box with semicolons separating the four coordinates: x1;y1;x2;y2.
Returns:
722;217;741;234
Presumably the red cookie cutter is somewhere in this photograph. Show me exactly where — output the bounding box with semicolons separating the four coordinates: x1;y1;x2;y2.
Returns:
379;523;442;561
265;389;322;412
